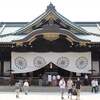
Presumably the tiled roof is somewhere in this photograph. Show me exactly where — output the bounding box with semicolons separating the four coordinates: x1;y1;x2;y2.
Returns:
0;4;100;43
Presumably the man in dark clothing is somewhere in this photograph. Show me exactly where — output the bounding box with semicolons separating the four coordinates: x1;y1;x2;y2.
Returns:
75;77;81;100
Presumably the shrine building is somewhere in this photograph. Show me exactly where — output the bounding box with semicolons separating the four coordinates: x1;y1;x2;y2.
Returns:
0;3;100;85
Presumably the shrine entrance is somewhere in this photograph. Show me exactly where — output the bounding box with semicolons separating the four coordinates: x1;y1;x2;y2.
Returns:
14;62;76;86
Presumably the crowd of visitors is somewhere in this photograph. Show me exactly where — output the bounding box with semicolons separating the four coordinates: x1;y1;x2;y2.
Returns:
14;74;99;100
58;75;99;100
59;77;81;100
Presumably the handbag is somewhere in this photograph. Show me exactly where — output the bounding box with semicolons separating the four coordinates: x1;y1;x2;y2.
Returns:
72;89;77;95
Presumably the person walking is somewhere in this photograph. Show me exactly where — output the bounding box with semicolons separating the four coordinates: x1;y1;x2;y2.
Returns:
15;80;20;98
59;77;66;100
91;78;96;93
23;80;29;95
67;78;73;100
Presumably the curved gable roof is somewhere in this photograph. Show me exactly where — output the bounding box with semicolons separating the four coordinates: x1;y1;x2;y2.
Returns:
15;3;88;35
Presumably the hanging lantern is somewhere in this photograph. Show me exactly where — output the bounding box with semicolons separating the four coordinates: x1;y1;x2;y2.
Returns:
50;62;52;69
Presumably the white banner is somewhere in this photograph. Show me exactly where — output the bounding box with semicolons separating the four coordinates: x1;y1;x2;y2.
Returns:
11;52;91;73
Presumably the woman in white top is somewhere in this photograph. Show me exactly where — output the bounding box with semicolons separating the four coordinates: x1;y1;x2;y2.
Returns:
23;80;29;95
91;79;96;93
59;78;66;99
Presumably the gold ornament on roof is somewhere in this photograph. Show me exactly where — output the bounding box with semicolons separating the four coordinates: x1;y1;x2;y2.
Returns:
43;32;59;41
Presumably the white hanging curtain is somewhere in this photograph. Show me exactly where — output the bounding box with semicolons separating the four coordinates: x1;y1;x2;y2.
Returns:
11;52;91;73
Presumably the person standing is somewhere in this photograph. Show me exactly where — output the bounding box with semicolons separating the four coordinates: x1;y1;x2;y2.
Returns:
67;78;73;100
75;77;81;100
91;78;96;93
57;74;61;86
95;79;99;92
48;74;52;86
19;80;23;92
84;74;89;85
52;75;57;86
23;80;29;95
59;77;66;99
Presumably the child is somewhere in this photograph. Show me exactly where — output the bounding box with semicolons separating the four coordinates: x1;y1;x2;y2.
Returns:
72;86;77;100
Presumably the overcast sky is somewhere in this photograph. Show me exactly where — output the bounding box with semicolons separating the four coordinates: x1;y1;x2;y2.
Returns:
0;0;100;22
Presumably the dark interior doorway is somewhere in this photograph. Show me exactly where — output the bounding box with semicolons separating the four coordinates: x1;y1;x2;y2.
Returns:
33;62;76;77
14;62;77;81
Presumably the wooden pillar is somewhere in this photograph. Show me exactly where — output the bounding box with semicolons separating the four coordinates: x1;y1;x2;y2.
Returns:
91;61;93;76
9;61;14;85
99;60;100;76
29;72;33;85
10;74;14;85
91;53;94;77
1;60;4;76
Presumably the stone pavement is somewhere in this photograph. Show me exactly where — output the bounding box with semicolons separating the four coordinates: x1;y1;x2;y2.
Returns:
0;91;100;100
0;86;100;100
0;86;94;92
